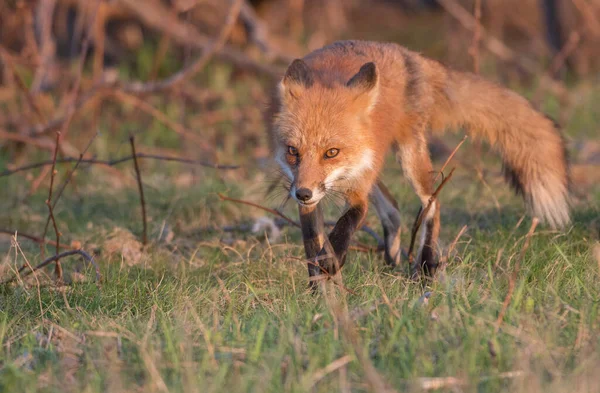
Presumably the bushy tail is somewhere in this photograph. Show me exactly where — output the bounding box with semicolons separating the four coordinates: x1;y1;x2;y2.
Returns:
432;70;570;228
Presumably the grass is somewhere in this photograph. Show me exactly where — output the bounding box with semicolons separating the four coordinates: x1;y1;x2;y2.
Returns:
1;61;599;392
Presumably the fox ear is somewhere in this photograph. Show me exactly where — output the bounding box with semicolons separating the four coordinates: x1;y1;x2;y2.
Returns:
347;62;379;111
346;62;378;91
279;59;313;100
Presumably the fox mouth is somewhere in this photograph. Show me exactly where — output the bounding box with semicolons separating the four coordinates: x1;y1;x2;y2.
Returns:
297;200;318;207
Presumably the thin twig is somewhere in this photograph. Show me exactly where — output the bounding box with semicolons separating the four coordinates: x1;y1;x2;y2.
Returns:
0;45;46;123
407;136;467;264
494;218;539;332
549;31;581;78
0;153;239;177
469;0;482;74
1;249;101;285
433;135;467;184
0;230;76;252
50;133;98;210
436;0;569;98
42;132;62;280
40;133;97;259
120;0;245;94
117;0;281;81
407;168;456;264
218;193;299;227
130;136;148;245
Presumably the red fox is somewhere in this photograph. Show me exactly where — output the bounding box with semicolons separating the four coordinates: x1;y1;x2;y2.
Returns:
266;40;570;283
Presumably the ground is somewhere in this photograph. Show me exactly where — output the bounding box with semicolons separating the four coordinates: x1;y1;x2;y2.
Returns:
0;57;599;392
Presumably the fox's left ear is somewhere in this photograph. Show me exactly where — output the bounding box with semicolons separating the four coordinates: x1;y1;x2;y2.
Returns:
346;62;379;110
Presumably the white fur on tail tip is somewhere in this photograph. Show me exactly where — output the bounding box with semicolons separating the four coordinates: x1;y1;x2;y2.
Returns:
529;180;570;229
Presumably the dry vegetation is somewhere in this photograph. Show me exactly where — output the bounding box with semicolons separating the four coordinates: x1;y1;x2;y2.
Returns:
1;0;599;392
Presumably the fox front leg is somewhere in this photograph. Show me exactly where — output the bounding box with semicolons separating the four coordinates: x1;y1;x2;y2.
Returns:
315;200;368;277
298;203;327;283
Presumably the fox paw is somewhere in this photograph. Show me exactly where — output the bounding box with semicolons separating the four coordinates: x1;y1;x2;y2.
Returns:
410;253;439;280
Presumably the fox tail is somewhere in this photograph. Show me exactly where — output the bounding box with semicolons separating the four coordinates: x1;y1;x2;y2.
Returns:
432;70;570;228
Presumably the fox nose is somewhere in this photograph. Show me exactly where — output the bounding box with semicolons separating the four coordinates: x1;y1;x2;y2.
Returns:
295;188;313;202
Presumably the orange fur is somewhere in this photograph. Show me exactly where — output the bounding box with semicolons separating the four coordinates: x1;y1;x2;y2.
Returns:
267;40;570;278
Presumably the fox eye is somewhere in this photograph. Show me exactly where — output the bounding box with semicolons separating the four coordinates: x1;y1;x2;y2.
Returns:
325;148;339;158
287;146;298;156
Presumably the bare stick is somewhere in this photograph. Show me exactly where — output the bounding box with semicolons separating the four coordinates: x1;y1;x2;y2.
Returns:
50;133;98;210
40;132;62;280
469;0;482;74
1;249;101;285
494;218;539;332
0;46;46;123
218;193;299;228
549;31;581;78
436;0;568;98
0;230;76;252
130;136;148;245
40;133;97;260
433;135;467;184
117;0;281;81
407;136;468;264
407;168;456;265
0;153;239;177
120;0;245;94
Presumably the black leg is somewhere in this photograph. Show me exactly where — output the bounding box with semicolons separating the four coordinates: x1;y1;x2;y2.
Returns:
298;204;326;284
316;202;368;275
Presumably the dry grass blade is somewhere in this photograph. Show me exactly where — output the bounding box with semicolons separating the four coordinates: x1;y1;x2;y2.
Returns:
305;355;352;389
323;287;395;393
418;370;525;390
495;218;539;332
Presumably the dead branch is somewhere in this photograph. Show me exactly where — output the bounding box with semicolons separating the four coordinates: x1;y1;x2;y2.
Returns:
436;0;569;98
0;46;46;123
469;0;482;74
407;136;468;266
109;90;213;150
129;136;148;245
117;0;282;80
218;193;299;227
0;229;76;251
0;153;239;178
407;168;456;265
31;0;57;93
49;133;97;212
1;249;101;286
120;0;244;94
40;132;62;280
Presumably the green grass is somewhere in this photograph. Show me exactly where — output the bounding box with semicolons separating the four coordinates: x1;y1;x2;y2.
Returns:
1;62;599;392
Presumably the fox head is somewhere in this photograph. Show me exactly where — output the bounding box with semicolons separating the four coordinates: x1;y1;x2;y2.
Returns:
272;59;380;206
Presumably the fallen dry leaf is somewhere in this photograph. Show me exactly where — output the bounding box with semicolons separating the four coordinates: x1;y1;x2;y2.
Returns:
102;227;144;266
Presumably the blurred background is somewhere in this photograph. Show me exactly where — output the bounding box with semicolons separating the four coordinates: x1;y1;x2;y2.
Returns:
1;0;599;256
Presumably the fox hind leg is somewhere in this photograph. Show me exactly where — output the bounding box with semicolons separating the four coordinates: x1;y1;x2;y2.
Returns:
397;137;441;277
370;181;402;267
